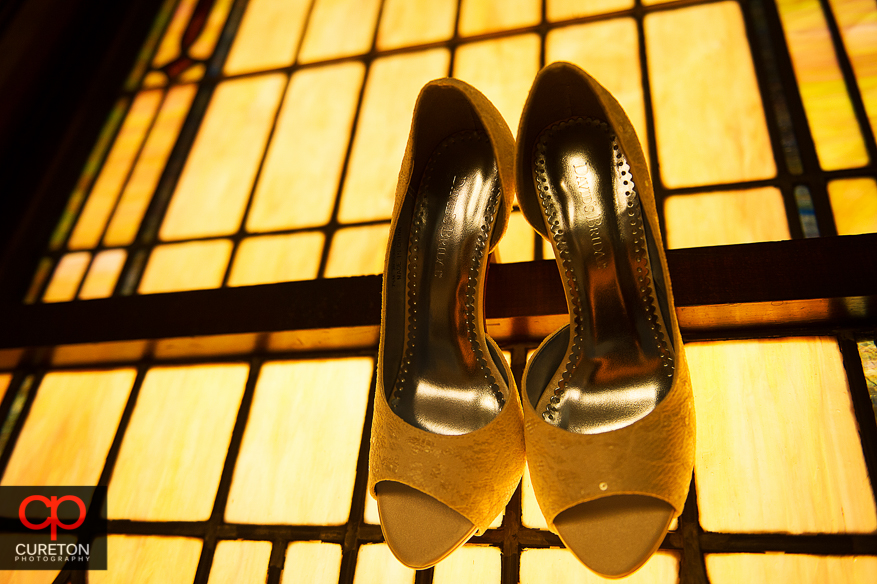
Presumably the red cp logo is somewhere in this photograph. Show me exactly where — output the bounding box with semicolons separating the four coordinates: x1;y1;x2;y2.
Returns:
19;495;86;541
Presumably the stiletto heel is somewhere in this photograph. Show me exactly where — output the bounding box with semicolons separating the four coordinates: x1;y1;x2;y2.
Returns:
516;62;695;578
368;78;524;569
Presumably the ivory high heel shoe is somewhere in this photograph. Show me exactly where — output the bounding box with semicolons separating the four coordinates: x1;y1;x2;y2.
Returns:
368;78;525;569
516;62;695;578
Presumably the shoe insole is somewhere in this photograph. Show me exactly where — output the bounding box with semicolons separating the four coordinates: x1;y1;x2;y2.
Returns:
389;130;507;436
532;117;675;434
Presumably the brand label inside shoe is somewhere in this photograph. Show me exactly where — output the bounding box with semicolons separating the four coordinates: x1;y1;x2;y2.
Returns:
434;175;461;278
572;163;608;269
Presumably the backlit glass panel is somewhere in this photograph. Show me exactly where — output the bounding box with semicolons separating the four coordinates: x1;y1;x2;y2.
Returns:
297;0;383;64
160;74;286;240
223;0;312;75
42;252;90;303
228;233;324;286
338;50;450;223
152;0;199;68
687;338;877;533
520;549;679;583
646;2;776;187
776;0;870;170
827;177;877;235
433;546;501;584
458;0;540;36
548;0;634;20
858;339;877;421
247;63;365;232
664;187;791;249
281;542;343;584
497;211;536;263
90;535;202;584
0;373;10;402
187;0;234;60
225;358;372;524
324;224;390;278
376;0;456;50
206;540;272;584
108;364;248;520
830;0;877;138
705;553;877;583
139;239;233;293
1;369;135;486
79;249;127;299
353;544;415;584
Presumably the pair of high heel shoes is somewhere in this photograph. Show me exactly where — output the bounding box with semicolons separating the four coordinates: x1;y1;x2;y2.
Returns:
368;62;695;578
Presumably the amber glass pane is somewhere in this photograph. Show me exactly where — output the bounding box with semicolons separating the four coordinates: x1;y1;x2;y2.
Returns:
857;339;877;420
69;90;163;250
139;239;232;293
458;0;540;36
52;340;149;366
1;369;135;486
376;0;456;50
90;535;202;584
338;50;450;223
433;546;501;584
104;84;197;247
0;373;10;403
324;224;390;278
298;0;383;64
776;0;870;170
520;549;679;583
353;544;415;584
206;540;271;584
247;63;365;232
828;177;877;235
548;0;633;20
664;187;791;249
187;0;234;60
79;249;126;299
225;358;372;524
687;338;877;533
281;542;343;584
142;71;168;88
547;18;647;166
497;210;536;263
705;553;877;583
453;34;540;136
831;0;877;139
521;464;547;529
42;252;90;303
0;565;58;583
152;0;198;68
154;334;258;359
160;74;285;240
223;0;312;75
646;2;776;188
108;364;249;521
228;233;324;286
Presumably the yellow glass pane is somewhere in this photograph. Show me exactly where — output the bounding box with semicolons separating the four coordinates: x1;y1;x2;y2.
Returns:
353;544;415;584
453;34;541;136
178;63;206;83
228;233;324;286
548;0;633;20
1;369;135;486
688;337;877;533
223;0;312;75
69;90;163;249
152;0;199;67
777;0;870;170
188;0;234;59
520;549;679;583
377;0;456;50
52;341;149;366
142;71;168;88
664;187;791;249
645;2;776;188
831;0;877;139
547;18;647;167
433;546;501;584
139;239;232;293
338;50;450;223
324;224;390;278
79;249;126;299
281;542;343;584
160;74;286;241
0;564;59;583
225;358;373;524
0;373;10;402
247;63;365;232
828;177;877;235
521;464;548;529
705;553;877;584
42;252;90;303
108;364;249;521
363;491;379;524
298;0;383;63
206;540;271;584
153;334;259;359
497;210;536;263
458;0;540;36
90;535;202;584
105;84;197;246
